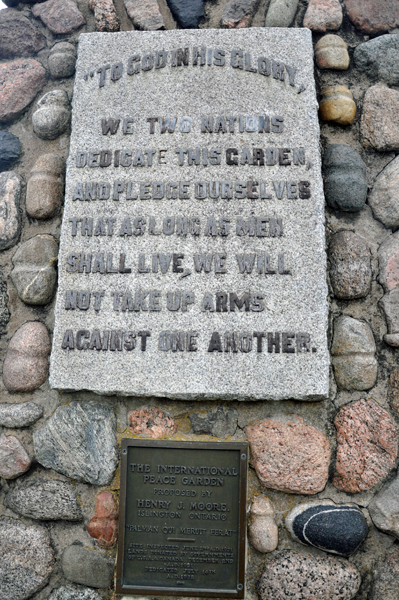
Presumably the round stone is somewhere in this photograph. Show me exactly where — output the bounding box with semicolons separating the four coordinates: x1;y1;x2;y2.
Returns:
0;58;46;123
328;231;371;299
128;406;177;438
11;235;58;305
369;156;399;229
62;546;113;589
303;0;343;32
265;0;299;27
345;0;399;34
48;42;76;79
32;89;71;140
0;434;31;479
361;84;399;151
378;231;399;293
26;153;65;219
323;144;367;212
319;86;356;126
315;35;349;70
0;9;46;59
249;496;278;553
354;35;399;86
0;402;43;428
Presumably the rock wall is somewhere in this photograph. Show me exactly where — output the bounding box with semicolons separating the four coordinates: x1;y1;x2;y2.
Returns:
1;0;399;599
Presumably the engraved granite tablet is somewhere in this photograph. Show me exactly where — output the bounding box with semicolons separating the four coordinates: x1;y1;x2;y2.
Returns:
50;28;329;400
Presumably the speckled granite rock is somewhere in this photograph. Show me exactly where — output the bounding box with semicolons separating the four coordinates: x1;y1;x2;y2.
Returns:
32;0;85;34
0;517;54;600
0;275;10;333
0;402;43;427
0;9;46;59
249;496;278;553
89;0;119;31
285;500;368;556
303;0;342;31
11;235;58;305
0;58;46;123
48;43;76;79
33;402;118;485
345;0;399;34
256;549;361;600
333;399;399;492
354;35;399;86
361;85;399;151
246;416;331;494
369;476;399;538
124;0;164;29
5;478;82;521
388;368;399;417
0;132;21;171
62;546;113;588
323;144;367;212
0;171;21;250
47;585;103;600
369;156;399;228
265;0;298;27
32;90;71;140
128;406;177;438
331;316;377;391
3;322;51;392
369;548;399;600
0;434;31;479
221;0;260;28
328;231;371;299
87;491;118;547
190;406;237;437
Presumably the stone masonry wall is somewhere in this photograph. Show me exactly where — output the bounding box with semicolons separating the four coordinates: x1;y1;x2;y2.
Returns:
1;0;399;599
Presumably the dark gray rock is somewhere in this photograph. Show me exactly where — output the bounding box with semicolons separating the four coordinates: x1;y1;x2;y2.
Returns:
370;548;399;600
48;42;76;79
328;231;371;299
323;144;368;212
32;90;71;140
5;478;82;521
285;500;368;556
0;132;22;171
256;549;361;600
0;517;54;600
0;275;10;333
0;9;46;59
48;585;103;600
369;476;399;538
265;0;299;26
354;34;399;86
0;401;43;427
165;0;205;28
62;546;113;589
33;402;118;485
0;172;21;251
221;0;260;28
190;406;237;437
11;234;58;305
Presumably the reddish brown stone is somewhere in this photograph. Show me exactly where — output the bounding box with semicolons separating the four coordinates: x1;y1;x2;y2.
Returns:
0;9;46;59
303;0;342;32
388;368;399;418
124;0;165;30
245;416;331;495
32;0;85;34
333;399;399;493
0;59;46;123
361;85;399;152
0;434;31;479
87;491;118;547
3;322;51;393
345;0;399;34
128;407;177;439
221;0;260;28
378;231;399;293
89;0;120;31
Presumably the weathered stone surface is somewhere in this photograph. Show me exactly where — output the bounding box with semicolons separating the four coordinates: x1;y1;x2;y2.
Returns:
0;132;21;172
0;10;46;59
26;154;65;219
33;402;118;485
48;43;76;79
369;476;399;538
124;0;164;29
369;548;399;600
165;0;205;28
0;59;46;123
48;585;103;600
379;290;399;347
369;156;399;228
0;171;21;251
87;491;117;547
190;406;237;437
328;231;371;299
32;0;85;34
5;478;82;521
32;90;71;140
285;500;368;556
354;35;399;85
378;231;399;293
345;0;399;34
246;416;331;494
333;399;399;493
249;496;278;553
89;0;119;31
0;434;31;479
3;322;50;393
256;550;361;600
331;316;377;391
0;401;43;427
323;144;367;212
315;34;349;70
221;0;260;28
0;517;54;600
11;235;58;305
319;86;356;126
62;546;113;589
265;0;298;27
388;368;399;417
128;406;177;438
361;84;399;151
0;276;10;334
303;0;342;31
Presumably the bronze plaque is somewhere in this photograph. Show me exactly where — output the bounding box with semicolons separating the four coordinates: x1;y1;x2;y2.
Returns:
116;439;248;598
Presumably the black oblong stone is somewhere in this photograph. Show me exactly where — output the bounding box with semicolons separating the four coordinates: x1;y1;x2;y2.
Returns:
0;131;22;171
292;504;368;556
323;144;367;212
165;0;206;28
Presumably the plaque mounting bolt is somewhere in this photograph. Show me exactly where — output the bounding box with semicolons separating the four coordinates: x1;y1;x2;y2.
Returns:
122;449;127;455
241;454;246;460
237;584;243;590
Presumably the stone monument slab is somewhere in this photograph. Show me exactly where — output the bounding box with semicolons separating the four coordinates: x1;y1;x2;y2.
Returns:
50;29;329;400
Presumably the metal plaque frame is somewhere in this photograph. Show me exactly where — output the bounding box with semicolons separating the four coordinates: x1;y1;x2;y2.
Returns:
116;439;248;598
